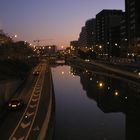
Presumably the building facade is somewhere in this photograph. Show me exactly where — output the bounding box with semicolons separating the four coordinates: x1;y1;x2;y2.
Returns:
120;12;128;57
78;18;96;50
125;0;140;55
78;26;87;48
95;10;123;57
85;18;96;49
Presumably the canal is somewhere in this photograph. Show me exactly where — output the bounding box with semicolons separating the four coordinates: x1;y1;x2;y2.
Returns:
51;64;140;140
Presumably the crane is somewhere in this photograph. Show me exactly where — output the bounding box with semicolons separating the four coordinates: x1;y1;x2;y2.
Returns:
33;40;40;46
33;39;54;46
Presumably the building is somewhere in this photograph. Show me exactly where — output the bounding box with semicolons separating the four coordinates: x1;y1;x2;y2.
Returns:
70;40;79;49
70;40;79;56
78;26;87;48
95;9;123;57
125;0;140;55
120;12;128;57
44;45;56;54
0;30;13;46
85;18;96;49
78;18;96;50
110;25;121;57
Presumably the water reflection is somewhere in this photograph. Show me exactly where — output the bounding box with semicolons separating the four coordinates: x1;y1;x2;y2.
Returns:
70;65;140;140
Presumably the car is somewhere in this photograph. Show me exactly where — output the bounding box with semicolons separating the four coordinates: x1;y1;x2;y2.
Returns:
8;98;24;110
85;59;90;62
33;71;40;76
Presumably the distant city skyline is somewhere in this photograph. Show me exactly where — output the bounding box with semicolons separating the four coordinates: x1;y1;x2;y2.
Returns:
0;0;124;48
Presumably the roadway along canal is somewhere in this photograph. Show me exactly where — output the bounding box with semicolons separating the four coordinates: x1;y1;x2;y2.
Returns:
52;64;140;140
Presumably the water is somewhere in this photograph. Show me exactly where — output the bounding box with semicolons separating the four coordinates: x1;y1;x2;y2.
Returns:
52;65;140;140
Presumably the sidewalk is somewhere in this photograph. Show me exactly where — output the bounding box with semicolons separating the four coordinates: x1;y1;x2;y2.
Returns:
68;57;140;82
90;60;140;80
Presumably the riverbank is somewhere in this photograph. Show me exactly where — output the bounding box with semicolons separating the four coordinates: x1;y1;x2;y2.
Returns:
0;58;38;81
67;58;140;83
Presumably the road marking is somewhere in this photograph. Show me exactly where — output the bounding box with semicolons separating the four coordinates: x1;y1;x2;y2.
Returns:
26;112;34;117
33;93;40;97
31;98;38;102
25;71;45;140
34;91;40;94
29;104;36;108
35;87;40;90
9;63;46;140
20;122;31;129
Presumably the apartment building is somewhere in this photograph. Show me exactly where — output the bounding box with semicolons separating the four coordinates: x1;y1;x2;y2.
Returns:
95;10;123;57
125;0;140;55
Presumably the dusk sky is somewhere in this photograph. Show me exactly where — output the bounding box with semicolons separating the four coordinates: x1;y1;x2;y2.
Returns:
0;0;124;48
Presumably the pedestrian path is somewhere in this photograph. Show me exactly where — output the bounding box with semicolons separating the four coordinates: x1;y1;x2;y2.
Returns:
90;61;140;80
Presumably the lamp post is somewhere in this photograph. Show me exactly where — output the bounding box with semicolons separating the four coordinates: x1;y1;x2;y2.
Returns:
10;34;17;42
48;46;51;61
14;34;17;38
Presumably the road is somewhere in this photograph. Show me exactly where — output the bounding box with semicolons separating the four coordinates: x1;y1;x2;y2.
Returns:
0;60;53;140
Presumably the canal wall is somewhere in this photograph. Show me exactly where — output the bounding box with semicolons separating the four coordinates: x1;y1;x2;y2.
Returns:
68;58;140;93
37;66;55;140
68;58;140;82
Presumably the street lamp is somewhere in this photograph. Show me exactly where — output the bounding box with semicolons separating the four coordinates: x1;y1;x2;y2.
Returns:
48;46;51;49
48;46;51;60
10;34;18;42
14;34;17;38
99;45;102;49
61;45;64;49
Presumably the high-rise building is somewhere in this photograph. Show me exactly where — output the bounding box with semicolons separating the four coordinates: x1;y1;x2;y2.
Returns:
120;12;128;57
78;18;96;49
95;10;123;57
78;26;87;48
85;18;96;48
125;0;140;55
70;40;79;49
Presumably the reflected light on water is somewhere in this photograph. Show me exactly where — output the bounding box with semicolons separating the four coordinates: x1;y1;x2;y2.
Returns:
90;77;92;81
52;65;127;140
114;90;119;96
98;81;104;88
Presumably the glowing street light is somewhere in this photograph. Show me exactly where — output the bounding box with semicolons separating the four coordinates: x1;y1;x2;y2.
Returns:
10;34;18;41
61;45;64;49
97;81;104;88
114;90;119;96
99;82;103;87
70;46;73;49
99;45;102;49
61;71;64;75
